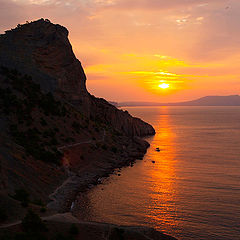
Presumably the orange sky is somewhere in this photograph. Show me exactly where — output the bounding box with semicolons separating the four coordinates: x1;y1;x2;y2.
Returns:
1;0;240;102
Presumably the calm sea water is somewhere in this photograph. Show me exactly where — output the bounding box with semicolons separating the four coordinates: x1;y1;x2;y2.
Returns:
74;106;240;240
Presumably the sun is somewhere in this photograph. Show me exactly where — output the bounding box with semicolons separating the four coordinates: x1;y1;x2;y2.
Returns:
158;83;169;89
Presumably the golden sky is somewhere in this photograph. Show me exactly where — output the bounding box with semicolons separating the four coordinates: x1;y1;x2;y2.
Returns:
1;0;240;102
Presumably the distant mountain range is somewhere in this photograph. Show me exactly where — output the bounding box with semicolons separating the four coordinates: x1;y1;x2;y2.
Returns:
118;95;240;107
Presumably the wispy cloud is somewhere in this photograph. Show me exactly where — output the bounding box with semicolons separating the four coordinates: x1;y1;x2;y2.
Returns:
1;0;240;101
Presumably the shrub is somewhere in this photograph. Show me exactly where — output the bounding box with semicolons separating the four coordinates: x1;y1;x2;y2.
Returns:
72;121;81;133
54;127;59;132
32;199;44;206
39;92;61;116
14;233;28;240
54;233;69;240
111;146;118;153
50;137;58;146
61;106;67;116
101;144;108;150
21;210;47;233
69;224;79;235
1;233;13;240
13;189;29;207
65;137;75;143
109;228;125;240
40;118;47;126
40;207;46;213
0;207;7;222
14;232;47;240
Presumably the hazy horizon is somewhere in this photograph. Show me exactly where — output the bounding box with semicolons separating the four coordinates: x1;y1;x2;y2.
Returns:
113;94;240;104
1;0;240;102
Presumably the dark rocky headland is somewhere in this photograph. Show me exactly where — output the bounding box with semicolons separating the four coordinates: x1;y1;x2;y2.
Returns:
0;19;176;240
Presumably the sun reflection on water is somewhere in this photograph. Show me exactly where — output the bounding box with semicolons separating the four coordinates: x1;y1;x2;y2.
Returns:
73;106;240;240
73;106;180;236
145;107;178;232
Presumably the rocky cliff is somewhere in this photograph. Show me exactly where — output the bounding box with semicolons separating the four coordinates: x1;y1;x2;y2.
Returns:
0;20;178;240
0;19;87;99
0;66;151;210
0;18;155;212
0;19;155;137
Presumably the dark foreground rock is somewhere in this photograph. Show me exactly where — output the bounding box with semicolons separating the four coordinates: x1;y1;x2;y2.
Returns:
0;212;177;240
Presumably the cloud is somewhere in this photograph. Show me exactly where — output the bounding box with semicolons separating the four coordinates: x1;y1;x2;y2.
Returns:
101;0;226;11
1;0;239;64
1;0;240;101
184;0;240;61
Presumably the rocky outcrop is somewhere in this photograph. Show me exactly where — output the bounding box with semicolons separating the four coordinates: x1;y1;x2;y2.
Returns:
0;19;87;100
88;96;155;136
0;19;155;137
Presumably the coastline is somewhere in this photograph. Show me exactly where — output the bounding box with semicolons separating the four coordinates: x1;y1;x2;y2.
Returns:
44;137;178;240
0;212;177;240
0;154;178;240
47;136;151;212
0;19;176;239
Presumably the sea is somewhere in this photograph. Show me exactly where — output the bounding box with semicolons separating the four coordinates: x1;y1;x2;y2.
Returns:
74;106;240;240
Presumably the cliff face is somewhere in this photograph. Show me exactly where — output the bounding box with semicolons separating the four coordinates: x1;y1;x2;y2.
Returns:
89;96;155;136
0;67;150;208
0;19;155;137
0;19;87;100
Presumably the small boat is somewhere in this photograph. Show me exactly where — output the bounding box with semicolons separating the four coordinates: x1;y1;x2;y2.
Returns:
155;147;161;152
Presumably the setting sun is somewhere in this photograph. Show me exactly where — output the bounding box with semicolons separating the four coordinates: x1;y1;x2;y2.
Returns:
158;83;169;89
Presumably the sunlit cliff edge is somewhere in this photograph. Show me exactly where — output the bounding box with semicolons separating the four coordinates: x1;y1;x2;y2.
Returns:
0;19;177;240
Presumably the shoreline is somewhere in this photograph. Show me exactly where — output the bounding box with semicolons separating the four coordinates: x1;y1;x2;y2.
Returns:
0;212;177;240
47;136;151;213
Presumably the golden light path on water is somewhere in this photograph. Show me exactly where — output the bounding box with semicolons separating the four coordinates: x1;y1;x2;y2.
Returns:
144;107;178;231
73;106;182;237
74;106;240;240
73;106;180;235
